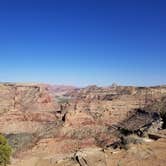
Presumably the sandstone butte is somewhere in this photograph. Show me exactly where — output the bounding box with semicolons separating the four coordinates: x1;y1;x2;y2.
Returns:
0;83;166;166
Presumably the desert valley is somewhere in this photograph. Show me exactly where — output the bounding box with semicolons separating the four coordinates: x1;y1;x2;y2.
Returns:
0;83;166;166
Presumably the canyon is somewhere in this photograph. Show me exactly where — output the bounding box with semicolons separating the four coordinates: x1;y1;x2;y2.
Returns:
0;83;166;166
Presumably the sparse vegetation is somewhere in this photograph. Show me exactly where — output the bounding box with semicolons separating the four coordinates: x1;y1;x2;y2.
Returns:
119;135;144;150
145;96;166;129
56;96;70;104
6;133;34;154
0;134;12;166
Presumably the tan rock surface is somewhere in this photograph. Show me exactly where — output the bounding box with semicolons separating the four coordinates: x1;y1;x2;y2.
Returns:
10;138;166;166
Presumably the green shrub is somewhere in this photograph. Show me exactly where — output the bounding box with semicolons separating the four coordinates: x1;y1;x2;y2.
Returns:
56;96;70;104
0;134;12;166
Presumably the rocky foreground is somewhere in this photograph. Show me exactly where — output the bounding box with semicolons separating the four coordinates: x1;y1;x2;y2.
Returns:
0;83;166;166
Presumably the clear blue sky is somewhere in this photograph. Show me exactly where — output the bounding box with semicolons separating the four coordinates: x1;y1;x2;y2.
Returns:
0;0;165;86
